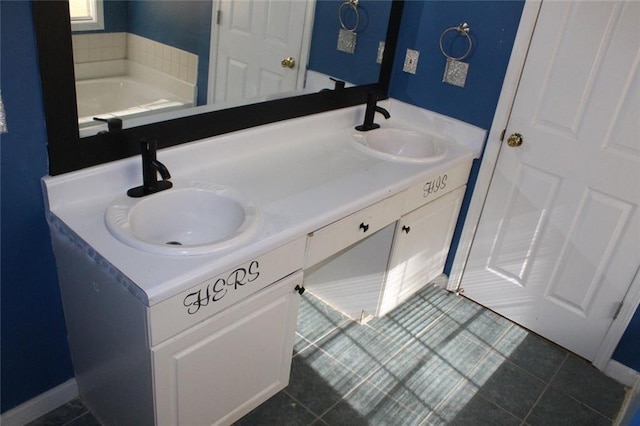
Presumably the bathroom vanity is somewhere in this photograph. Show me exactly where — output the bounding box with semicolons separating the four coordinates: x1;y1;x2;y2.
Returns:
304;169;468;321
43;100;484;425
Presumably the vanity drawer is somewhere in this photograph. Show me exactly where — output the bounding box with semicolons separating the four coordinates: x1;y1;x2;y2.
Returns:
148;237;306;346
403;160;472;214
305;192;404;268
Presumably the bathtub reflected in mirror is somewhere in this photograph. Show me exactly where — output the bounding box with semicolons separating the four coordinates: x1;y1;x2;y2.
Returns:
76;77;194;130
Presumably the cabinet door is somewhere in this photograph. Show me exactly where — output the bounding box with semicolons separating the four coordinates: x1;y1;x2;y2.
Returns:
379;186;466;316
152;272;302;426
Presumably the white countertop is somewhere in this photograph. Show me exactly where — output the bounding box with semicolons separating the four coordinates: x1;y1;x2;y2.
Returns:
43;99;485;306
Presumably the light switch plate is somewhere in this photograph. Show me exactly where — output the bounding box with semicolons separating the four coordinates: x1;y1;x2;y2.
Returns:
403;49;419;74
376;41;385;64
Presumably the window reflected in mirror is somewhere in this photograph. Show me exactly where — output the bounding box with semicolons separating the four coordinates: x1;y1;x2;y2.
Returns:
69;0;104;31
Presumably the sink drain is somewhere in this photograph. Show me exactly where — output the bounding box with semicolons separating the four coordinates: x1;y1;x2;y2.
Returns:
166;241;183;246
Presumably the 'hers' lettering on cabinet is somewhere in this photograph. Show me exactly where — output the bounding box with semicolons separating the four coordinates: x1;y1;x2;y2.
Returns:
183;261;260;315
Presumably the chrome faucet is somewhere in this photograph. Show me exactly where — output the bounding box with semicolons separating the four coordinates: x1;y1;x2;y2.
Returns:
127;138;173;197
355;92;390;131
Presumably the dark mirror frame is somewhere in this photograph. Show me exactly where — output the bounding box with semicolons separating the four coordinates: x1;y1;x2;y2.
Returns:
33;0;404;176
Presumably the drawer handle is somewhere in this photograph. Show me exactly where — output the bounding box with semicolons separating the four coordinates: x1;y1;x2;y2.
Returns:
359;222;370;232
402;225;411;234
294;285;305;295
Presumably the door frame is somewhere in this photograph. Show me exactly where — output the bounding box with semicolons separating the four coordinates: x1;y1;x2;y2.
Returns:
448;0;640;371
207;0;316;104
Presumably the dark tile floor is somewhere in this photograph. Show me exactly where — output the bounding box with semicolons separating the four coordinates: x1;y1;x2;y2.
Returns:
28;285;627;426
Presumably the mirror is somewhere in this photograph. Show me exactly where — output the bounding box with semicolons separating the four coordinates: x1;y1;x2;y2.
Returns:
73;0;391;135
33;0;404;175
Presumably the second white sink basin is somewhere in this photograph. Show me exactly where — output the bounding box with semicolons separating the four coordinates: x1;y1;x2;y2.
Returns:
105;181;260;255
351;128;448;163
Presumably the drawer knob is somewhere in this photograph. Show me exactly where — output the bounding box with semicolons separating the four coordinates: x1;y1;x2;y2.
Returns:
402;225;411;234
294;285;305;295
359;222;370;232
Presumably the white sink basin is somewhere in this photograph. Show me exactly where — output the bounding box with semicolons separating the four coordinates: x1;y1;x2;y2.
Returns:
105;182;260;255
351;128;448;163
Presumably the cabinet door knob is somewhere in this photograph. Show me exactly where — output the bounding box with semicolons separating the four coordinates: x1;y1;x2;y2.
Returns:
294;285;305;295
402;225;411;234
359;222;369;232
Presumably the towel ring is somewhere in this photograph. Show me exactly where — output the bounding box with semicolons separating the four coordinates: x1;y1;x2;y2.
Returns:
339;0;360;32
439;23;472;61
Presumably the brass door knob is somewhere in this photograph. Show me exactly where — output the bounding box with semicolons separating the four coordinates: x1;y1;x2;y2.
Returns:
507;133;523;147
281;57;296;69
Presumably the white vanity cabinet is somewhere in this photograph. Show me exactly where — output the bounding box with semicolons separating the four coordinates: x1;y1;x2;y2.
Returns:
378;185;466;316
43;101;485;426
153;271;302;426
304;162;470;320
49;223;305;426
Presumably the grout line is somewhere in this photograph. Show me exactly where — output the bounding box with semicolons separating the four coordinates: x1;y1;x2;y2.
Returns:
427;321;556;425
423;326;507;425
314;373;371;422
304;291;461;423
280;388;325;424
62;411;94;426
340;292;493;423
521;352;569;424
293;332;314;357
523;353;619;422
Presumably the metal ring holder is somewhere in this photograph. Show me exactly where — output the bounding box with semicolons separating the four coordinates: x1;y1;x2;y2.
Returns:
338;0;360;32
337;0;359;54
439;22;472;61
440;23;472;87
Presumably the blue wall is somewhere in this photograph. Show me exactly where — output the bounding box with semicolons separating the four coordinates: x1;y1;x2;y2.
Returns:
614;305;640;371
389;1;524;130
1;0;639;414
0;0;74;413
308;0;392;85
103;1;128;32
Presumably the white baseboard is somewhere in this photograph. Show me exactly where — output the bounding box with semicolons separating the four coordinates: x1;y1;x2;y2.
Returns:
605;360;640;387
0;379;78;426
431;273;450;290
615;377;640;426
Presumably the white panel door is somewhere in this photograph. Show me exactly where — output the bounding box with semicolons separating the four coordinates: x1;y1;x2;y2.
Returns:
462;1;640;361
213;0;309;103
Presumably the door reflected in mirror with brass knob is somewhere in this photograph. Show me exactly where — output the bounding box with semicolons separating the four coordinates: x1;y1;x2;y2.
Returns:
281;57;296;69
507;133;523;147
